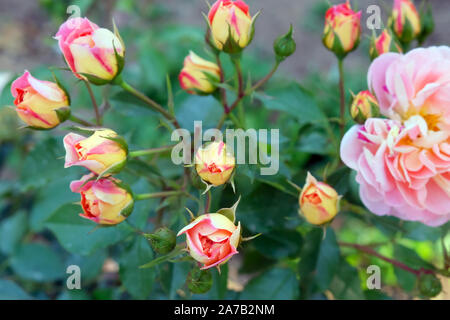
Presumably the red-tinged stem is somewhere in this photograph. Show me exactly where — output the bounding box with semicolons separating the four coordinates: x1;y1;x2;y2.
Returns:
83;80;101;126
338;242;434;276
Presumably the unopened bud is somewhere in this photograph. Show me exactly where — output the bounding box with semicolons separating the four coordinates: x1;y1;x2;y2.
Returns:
145;227;176;255
299;172;341;226
350;90;379;124
186;267;213;294
274;24;296;62
418;273;442;298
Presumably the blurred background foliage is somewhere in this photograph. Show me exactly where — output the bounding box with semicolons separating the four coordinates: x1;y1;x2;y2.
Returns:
0;0;449;300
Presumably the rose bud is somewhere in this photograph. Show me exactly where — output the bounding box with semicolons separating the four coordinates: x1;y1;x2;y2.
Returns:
179;51;221;95
63;128;128;176
177;213;241;269
11;71;70;129
195;141;235;187
323;1;361;59
54;17;125;84
418;273;442;298
388;0;421;45
145;227;177;255
299;172;341;226
70;173;134;225
417;0;434;45
273;24;297;62
369;29;401;60
207;0;256;53
350;90;380;124
187;268;213;294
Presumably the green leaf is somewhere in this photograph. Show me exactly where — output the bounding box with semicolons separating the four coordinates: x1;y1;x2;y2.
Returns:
403;222;441;242
159;261;191;299
66;250;107;283
298;228;340;295
119;237;156;299
19;137;80;190
30;176;80;232
236;183;299;234
252;229;302;260
0;280;32;300
0;211;28;255
239;268;299;299
44;203;133;255
258;82;326;125
10;243;65;282
328;258;364;299
393;244;435;292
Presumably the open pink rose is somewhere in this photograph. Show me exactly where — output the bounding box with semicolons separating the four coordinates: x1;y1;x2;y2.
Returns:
368;46;450;132
54;17;124;82
341;118;450;227
177;214;241;269
342;46;450;226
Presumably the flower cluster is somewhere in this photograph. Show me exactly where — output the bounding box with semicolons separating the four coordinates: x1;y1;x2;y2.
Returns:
8;0;298;274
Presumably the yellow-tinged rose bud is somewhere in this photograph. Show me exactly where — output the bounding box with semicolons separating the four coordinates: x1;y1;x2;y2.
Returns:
299;172;341;226
63;128;128;176
323;1;361;59
369;29;401;60
195;141;235;186
388;0;421;45
54;17;125;84
70;174;134;225
179;51;221;95
11;71;70;129
207;0;255;53
177;213;241;269
350;90;380;124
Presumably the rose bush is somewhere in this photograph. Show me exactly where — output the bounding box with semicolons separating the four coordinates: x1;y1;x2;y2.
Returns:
0;0;448;301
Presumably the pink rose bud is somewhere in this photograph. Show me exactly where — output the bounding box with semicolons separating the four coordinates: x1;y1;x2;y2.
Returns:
323;1;361;59
207;0;255;53
369;29;401;60
63;128;128;176
11;71;70;129
195;141;235;186
350;90;380;124
70;174;134;225
299;172;341;226
389;0;421;45
179;51;221;95
177;213;241;269
54;17;125;84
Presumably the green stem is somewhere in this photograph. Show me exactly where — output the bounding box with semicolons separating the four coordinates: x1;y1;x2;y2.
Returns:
204;191;211;213
69;114;95;127
216;54;229;113
338;59;346;140
118;79;180;129
135;190;184;201
128;145;175;158
83;80;101;125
